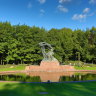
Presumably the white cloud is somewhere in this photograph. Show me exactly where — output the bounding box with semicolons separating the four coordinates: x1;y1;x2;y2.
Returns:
59;0;71;3
72;8;94;21
38;0;46;4
40;9;45;15
72;14;86;21
88;11;96;16
83;8;90;13
28;2;32;8
89;0;96;4
57;5;68;13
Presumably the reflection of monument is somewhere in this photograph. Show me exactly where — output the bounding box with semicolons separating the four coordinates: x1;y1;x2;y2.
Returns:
26;72;75;82
25;42;75;72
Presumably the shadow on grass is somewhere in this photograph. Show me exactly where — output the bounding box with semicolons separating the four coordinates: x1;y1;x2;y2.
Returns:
0;81;96;96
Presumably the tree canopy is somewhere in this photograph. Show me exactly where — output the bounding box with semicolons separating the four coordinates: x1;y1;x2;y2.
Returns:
0;22;96;65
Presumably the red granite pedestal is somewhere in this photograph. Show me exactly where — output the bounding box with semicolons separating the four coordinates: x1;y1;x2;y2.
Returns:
25;61;75;72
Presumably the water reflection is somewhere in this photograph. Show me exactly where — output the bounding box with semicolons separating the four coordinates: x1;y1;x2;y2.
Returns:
0;72;96;82
26;72;75;82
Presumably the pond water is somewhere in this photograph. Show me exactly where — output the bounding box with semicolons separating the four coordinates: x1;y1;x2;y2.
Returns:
0;72;96;82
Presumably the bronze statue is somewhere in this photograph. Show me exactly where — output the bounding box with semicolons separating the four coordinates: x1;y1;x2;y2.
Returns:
39;42;57;61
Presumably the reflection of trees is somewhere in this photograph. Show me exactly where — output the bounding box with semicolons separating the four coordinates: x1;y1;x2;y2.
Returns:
1;73;96;82
60;74;96;82
0;74;41;82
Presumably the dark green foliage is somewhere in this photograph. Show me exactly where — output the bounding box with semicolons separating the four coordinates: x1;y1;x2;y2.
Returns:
0;22;96;64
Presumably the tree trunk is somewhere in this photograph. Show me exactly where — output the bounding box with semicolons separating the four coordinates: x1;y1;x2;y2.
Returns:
3;60;4;65
0;59;2;65
21;59;23;64
7;61;8;64
1;58;3;65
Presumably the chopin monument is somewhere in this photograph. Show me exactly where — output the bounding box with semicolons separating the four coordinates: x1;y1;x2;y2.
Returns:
39;42;60;68
26;42;74;72
39;42;58;61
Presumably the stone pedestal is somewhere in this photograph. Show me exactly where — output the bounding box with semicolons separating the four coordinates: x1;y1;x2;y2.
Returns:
25;60;75;72
40;61;59;68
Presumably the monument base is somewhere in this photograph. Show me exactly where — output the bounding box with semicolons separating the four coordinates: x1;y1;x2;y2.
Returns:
25;61;75;72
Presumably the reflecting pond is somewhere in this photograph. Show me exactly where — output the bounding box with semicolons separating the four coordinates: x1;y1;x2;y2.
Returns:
0;72;96;82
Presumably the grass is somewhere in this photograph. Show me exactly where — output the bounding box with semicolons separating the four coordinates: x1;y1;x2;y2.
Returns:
0;64;26;72
0;82;96;96
64;60;96;70
75;66;96;70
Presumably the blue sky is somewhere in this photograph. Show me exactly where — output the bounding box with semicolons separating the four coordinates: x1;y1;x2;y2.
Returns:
0;0;96;30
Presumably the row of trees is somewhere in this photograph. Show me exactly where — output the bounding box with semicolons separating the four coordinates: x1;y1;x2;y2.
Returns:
0;22;96;65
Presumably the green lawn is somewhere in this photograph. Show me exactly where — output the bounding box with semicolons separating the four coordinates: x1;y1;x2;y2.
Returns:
0;65;26;72
75;66;96;70
0;82;96;96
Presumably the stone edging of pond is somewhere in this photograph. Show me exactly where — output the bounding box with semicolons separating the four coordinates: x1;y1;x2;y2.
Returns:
1;70;96;74
0;80;96;83
0;70;26;74
75;70;96;72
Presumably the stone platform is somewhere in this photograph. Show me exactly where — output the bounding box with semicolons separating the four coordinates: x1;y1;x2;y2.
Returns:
25;61;75;72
